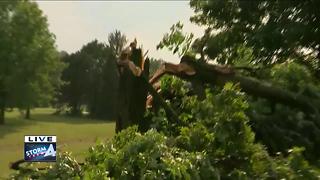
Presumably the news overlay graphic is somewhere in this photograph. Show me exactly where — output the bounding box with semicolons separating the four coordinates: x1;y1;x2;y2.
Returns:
24;135;57;162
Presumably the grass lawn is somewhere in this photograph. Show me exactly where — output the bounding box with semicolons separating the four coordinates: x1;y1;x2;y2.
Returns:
0;108;115;178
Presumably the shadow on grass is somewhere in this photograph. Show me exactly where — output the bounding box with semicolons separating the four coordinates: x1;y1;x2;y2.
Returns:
0;112;114;139
30;113;115;125
0;117;32;139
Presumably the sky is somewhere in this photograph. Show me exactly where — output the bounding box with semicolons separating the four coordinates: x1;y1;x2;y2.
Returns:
36;1;204;63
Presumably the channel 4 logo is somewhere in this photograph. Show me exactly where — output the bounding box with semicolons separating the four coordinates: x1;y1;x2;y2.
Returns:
24;135;57;162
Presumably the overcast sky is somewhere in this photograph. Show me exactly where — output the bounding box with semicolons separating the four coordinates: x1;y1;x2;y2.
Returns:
36;1;204;63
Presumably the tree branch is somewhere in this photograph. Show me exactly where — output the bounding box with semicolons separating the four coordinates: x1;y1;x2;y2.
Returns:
149;56;320;117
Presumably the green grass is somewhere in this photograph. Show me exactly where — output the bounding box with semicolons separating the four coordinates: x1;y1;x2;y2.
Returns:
0;108;115;178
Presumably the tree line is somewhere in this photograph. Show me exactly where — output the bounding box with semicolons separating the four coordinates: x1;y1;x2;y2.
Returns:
56;32;124;119
0;0;162;123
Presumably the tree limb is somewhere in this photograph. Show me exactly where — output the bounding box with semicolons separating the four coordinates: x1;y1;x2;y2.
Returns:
149;56;320;117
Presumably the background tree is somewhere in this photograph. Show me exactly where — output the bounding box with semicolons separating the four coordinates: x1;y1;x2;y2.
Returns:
82;40;118;119
108;30;127;57
148;58;163;76
59;31;127;119
0;1;63;122
0;1;17;124
59;52;88;115
189;0;320;75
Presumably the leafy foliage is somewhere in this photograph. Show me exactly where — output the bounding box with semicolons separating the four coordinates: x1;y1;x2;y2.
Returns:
12;84;320;179
271;62;318;92
248;62;320;162
189;0;320;62
157;22;195;57
158;11;320;163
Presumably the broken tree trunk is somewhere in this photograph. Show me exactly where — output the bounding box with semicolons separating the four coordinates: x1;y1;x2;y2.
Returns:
116;42;182;132
116;46;150;133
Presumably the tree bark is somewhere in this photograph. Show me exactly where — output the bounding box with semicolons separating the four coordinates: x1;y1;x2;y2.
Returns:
71;101;80;116
25;107;30;119
142;75;180;123
0;103;4;125
0;91;5;125
116;47;149;133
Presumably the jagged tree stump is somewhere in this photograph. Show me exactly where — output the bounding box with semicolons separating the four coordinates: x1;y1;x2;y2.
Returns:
116;46;149;133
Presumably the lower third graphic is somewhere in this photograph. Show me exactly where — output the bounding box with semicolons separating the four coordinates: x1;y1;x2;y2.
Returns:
24;135;57;162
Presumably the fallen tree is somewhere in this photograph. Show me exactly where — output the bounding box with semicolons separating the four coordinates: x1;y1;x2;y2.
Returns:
116;44;320;132
10;47;320;172
149;55;320;117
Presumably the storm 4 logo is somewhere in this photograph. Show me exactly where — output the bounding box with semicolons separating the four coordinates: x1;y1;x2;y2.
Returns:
24;136;57;162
